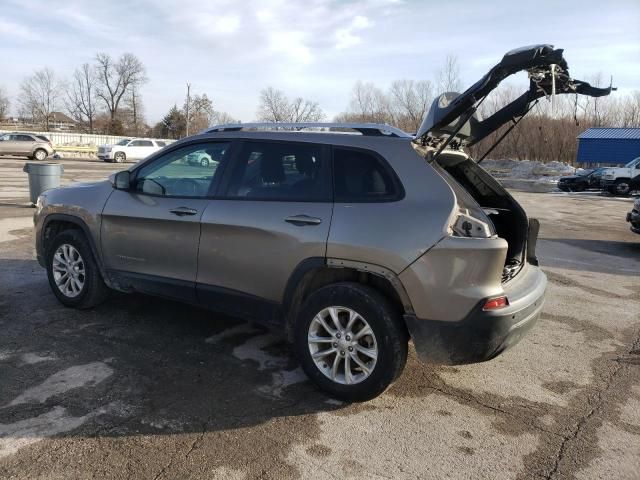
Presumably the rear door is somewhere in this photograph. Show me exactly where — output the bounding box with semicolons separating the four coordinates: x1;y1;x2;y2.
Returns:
197;140;332;321
127;139;155;159
15;134;35;155
100;140;234;302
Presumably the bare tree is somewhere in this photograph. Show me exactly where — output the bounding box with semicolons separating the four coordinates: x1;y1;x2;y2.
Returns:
19;67;61;131
389;79;433;132
257;87;292;122
65;63;98;133
210;110;237;125
257;87;324;122
124;86;145;136
436;54;462;94
184;93;214;132
95;52;147;133
0;86;9;121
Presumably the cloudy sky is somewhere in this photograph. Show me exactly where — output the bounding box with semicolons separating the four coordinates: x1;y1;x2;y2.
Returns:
1;0;639;123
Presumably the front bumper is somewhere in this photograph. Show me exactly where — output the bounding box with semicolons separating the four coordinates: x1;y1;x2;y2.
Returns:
405;263;547;365
627;209;640;234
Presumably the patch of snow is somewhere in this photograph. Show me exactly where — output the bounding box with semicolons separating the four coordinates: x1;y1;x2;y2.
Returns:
481;158;577;184
231;333;288;371
8;361;114;406
20;353;56;365
259;367;307;398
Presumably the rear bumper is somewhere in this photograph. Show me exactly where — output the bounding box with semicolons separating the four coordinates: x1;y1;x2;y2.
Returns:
405;264;547;365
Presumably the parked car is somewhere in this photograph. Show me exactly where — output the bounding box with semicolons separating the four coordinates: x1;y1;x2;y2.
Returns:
97;138;167;163
33;45;611;401
0;132;55;160
626;196;640;235
600;156;640;196
557;168;606;192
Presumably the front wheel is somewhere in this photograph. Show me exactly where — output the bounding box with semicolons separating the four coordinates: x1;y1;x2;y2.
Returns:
294;282;408;402
46;229;109;309
114;151;126;163
614;179;631;196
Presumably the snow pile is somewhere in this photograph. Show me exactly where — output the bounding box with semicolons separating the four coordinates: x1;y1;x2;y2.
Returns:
481;159;577;184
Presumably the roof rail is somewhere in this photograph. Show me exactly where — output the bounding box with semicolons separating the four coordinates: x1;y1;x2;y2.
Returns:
203;122;412;138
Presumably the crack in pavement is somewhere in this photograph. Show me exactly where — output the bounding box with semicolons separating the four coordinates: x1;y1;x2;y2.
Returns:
545;332;640;480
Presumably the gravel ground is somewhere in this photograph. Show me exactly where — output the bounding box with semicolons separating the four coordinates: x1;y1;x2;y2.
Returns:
0;156;639;479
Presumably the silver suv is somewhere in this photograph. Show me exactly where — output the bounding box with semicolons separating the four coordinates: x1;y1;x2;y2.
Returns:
0;132;54;160
33;45;611;400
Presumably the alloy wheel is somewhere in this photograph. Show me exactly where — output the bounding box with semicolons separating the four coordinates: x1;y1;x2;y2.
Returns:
307;306;378;385
52;244;85;298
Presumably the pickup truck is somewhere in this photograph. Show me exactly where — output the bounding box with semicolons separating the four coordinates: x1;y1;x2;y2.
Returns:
601;157;640;195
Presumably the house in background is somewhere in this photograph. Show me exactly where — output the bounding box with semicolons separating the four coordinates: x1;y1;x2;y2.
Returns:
577;128;640;166
47;112;78;131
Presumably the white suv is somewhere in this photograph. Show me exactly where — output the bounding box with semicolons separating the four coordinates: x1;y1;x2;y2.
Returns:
98;139;167;163
601;157;640;196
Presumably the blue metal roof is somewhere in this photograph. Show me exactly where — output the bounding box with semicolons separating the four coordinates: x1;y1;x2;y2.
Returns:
577;128;640;140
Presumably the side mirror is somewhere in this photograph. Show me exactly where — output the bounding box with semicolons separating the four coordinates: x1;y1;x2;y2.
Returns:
112;170;131;190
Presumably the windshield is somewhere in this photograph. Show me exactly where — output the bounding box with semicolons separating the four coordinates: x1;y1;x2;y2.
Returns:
116;139;131;146
624;157;640;168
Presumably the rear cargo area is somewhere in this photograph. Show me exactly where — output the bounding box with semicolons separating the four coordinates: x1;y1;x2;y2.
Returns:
433;153;529;282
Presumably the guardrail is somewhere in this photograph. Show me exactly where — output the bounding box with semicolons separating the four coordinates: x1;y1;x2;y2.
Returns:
0;129;174;151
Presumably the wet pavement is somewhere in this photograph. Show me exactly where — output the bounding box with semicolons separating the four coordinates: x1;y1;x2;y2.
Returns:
0;156;639;479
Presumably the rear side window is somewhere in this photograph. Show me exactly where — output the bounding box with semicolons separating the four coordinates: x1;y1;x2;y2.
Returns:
130;140;154;147
17;135;34;142
333;148;402;202
225;141;330;201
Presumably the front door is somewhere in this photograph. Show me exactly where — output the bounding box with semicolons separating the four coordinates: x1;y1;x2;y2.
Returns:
198;140;332;321
101;140;233;302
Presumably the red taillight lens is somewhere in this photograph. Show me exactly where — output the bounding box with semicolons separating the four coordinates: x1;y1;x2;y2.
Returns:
483;296;509;311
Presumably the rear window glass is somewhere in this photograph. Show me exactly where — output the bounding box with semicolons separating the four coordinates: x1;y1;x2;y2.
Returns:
225;141;329;201
333;148;401;202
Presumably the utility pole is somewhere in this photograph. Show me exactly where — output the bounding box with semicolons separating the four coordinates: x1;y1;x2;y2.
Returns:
185;83;191;137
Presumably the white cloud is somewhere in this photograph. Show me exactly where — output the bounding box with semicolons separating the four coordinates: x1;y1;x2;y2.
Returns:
334;15;374;50
0;19;39;41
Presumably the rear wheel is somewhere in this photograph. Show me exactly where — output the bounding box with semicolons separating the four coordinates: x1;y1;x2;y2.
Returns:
46;229;109;309
114;151;126;163
294;282;408;402
34;149;48;161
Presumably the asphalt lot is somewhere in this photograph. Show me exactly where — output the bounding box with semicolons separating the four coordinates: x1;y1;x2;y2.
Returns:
0;156;639;479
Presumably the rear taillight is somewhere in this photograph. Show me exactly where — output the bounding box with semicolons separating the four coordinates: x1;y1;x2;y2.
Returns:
483;296;509;311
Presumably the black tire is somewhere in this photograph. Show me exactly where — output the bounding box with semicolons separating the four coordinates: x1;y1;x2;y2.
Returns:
614;179;631;196
46;229;109;309
573;183;586;192
294;282;408;402
114;151;126;163
33;148;48;161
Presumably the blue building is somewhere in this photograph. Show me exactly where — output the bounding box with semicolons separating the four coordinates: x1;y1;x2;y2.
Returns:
576;128;640;165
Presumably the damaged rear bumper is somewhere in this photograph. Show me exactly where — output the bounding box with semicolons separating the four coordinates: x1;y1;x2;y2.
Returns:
405;264;547;365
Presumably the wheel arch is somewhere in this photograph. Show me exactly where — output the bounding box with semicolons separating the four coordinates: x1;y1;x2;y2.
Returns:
282;257;414;340
41;214;110;285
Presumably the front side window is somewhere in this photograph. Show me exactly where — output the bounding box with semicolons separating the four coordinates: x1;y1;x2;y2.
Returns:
134;142;230;197
116;139;131;146
156;141;166;147
333;148;401;202
225;141;329;201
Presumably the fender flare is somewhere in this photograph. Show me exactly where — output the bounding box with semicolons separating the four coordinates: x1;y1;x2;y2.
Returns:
41;213;110;283
281;257;415;320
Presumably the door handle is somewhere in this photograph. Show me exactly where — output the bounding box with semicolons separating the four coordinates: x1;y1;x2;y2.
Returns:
284;214;322;226
170;207;198;216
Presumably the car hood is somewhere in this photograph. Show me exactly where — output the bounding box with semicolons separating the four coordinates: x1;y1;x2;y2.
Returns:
414;44;614;149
